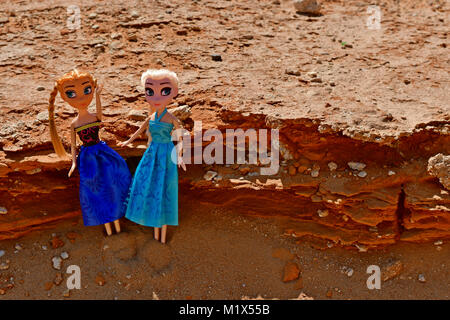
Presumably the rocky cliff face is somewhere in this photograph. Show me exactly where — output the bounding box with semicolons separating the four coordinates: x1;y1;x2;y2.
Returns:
0;0;448;249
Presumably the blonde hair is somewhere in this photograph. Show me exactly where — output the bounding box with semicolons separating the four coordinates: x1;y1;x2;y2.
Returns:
140;69;179;89
48;69;97;158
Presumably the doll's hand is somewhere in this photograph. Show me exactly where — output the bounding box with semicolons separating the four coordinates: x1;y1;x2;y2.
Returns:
118;140;130;147
177;156;186;171
68;162;76;178
96;83;103;96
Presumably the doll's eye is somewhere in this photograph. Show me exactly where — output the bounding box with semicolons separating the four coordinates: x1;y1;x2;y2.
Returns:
161;87;171;96
145;88;154;96
65;90;76;98
84;86;92;95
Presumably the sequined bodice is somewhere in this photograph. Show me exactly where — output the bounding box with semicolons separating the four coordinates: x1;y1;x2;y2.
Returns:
75;121;101;146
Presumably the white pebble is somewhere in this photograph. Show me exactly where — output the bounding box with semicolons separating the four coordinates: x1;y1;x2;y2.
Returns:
60;252;69;260
52;256;62;270
388;170;396;176
0;250;5;258
348;162;366;171
358;171;367;178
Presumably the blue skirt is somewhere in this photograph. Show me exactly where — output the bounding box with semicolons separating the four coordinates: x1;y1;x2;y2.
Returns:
77;141;131;226
125;141;178;227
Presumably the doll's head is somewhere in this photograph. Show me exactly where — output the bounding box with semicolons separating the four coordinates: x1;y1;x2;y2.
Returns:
141;69;178;109
48;69;97;157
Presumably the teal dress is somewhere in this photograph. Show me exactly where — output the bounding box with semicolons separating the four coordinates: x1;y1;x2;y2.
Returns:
125;108;178;227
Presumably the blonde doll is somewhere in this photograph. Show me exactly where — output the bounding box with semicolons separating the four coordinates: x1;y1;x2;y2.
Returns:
48;69;131;235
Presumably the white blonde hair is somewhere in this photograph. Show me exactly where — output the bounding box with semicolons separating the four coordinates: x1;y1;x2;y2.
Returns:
141;69;179;89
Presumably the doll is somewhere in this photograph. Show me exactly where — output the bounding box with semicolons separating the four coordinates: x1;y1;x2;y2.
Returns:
118;69;186;244
48;69;132;236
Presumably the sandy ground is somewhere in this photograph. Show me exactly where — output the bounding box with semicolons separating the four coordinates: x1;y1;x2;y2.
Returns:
0;195;448;300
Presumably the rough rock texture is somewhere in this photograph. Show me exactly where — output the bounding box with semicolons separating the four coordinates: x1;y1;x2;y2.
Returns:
0;0;449;248
427;154;450;190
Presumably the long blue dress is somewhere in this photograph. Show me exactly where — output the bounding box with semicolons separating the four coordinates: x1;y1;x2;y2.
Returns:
75;121;131;226
125;108;178;227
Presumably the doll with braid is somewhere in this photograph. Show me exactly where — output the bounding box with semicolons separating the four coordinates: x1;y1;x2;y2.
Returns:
48;69;131;236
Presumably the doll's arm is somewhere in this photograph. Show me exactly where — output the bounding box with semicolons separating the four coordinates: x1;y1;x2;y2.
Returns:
68;124;77;177
95;83;103;121
118;117;150;147
172;116;186;171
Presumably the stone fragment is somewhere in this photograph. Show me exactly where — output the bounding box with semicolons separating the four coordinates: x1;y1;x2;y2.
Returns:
427;154;449;190
418;274;426;283
52;256;62;270
317;209;329;218
204;171;217;181
328;162;337;171
127;109;147;121
294;0;321;14
283;262;300;282
348;162;366;171
169;104;191;121
382;260;403;281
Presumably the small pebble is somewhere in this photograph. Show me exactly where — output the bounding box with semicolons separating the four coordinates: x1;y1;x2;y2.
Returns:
418;274;426;283
358;171;367;178
388;170;396;176
0;250;5;258
14;244;22;251
52;256;62;270
60;252;69;260
37;86;45;91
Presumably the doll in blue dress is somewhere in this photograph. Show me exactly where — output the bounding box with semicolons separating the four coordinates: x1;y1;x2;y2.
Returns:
118;69;186;244
48;69;131;236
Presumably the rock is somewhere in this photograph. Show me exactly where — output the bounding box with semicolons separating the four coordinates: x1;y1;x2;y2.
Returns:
328;162;338;171
54;273;63;286
127;109;147;121
127;33;138;42
418;274;426;283
341;266;353;277
169;104;191;121
317;209;328;218
52;256;62;270
50;236;64;249
288;165;296;176
285;68;301;76
0;250;4;257
427;154;449;190
130;10;140;19
14;243;22;251
0;289;5;295
0;207;7;215
211;54;222;61
282;261;300;282
326;289;333;298
111;32;122;40
37;86;45;91
382;260;403;281
358;171;367;178
60;252;69;260
388;170;396;176
0;262;9;270
355;243;368;252
95;273;106;286
311;169;319;177
434;240;443;245
348;162;366;171
204;170;218;181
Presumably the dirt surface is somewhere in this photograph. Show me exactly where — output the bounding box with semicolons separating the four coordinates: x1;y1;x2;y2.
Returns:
0;196;448;300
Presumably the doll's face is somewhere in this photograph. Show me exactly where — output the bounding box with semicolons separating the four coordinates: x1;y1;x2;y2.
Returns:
144;77;178;109
58;77;95;110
